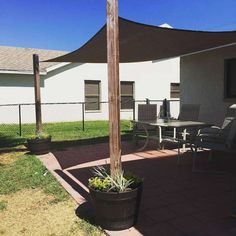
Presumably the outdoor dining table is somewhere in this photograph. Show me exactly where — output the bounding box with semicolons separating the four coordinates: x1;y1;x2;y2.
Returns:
132;119;211;152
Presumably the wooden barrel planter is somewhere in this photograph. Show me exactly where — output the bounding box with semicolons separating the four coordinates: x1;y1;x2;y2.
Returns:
27;137;51;155
89;184;143;231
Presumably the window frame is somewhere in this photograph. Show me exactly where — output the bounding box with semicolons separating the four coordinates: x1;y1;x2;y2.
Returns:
84;80;101;112
120;81;135;110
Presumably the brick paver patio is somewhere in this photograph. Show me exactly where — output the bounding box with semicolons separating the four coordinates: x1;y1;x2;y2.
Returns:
38;141;236;236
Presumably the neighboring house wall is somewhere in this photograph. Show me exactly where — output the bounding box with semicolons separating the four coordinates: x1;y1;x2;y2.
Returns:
180;45;236;126
0;59;180;123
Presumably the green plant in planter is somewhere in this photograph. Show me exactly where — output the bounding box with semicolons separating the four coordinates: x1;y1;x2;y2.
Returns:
88;166;143;230
89;166;142;192
27;132;51;155
124;171;143;189
28;132;51;140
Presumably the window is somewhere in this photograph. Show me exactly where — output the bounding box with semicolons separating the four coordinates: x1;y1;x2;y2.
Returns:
84;80;101;111
121;81;134;109
170;83;180;98
225;58;236;98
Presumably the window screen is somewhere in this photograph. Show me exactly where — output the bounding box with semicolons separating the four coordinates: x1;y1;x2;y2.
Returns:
84;81;100;110
121;81;134;109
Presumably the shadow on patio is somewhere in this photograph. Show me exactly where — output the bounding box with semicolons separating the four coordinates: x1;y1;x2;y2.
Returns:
43;141;236;235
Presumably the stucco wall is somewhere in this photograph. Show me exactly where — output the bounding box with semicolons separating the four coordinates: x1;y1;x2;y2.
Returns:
180;45;236;126
0;59;180;123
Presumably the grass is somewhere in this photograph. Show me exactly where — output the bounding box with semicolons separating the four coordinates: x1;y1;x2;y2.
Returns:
0;201;7;211
74;220;104;236
0;151;105;235
0;154;69;203
0;189;104;236
0;120;131;234
0;120;132;148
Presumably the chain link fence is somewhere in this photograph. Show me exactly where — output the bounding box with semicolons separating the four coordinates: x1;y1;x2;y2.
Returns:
0;99;179;138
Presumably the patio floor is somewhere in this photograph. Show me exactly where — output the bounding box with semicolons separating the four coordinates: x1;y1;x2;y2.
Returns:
38;141;236;236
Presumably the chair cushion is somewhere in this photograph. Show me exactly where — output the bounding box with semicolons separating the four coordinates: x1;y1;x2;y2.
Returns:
199;126;221;135
198;133;225;144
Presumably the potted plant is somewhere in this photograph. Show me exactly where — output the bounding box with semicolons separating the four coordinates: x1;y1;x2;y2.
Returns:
27;132;51;155
88;166;143;231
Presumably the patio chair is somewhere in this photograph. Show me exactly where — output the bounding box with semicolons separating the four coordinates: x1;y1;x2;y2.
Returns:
161;104;201;163
133;104;158;150
179;104;201;143
163;104;201;145
193;104;236;172
137;104;157;122
178;104;201;121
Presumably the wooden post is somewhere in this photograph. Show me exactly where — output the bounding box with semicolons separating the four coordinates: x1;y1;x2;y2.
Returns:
107;0;122;176
33;54;42;135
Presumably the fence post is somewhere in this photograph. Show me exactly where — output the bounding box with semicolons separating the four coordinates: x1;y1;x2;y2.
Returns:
82;103;85;131
133;100;135;121
18;104;22;136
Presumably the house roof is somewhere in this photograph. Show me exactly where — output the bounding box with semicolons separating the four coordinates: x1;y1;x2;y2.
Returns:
0;46;67;74
47;17;236;63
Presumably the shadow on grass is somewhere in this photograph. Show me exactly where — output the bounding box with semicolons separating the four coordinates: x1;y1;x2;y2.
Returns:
0;131;133;153
0;133;26;149
75;202;95;225
51;134;132;151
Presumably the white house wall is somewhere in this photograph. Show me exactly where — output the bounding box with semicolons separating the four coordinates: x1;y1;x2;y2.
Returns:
180;45;236;126
0;59;180;123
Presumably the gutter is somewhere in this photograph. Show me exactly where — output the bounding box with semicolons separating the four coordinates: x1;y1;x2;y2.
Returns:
0;62;70;75
0;70;47;75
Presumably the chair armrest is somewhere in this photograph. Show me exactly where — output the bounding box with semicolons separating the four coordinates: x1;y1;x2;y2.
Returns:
198;126;221;135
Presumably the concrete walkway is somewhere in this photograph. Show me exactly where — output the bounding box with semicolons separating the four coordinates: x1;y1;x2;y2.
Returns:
38;141;236;236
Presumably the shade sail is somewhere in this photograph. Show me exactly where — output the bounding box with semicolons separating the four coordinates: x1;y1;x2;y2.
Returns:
47;17;236;63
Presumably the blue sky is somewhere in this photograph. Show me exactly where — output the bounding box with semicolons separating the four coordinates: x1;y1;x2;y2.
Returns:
0;0;236;51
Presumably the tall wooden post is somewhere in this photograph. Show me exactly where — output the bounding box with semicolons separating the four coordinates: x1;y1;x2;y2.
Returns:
107;0;122;176
33;54;42;135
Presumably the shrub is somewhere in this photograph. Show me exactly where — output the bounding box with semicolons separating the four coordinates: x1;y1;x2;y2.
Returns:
27;132;51;140
88;166;142;193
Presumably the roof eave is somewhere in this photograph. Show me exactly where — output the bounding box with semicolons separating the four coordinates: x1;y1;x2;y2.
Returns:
0;62;70;75
0;70;47;75
45;62;71;73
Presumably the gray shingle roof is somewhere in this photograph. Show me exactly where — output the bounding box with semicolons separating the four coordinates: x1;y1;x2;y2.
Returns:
0;46;67;73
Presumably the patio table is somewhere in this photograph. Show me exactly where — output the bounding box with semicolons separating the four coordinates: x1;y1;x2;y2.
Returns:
132;119;211;153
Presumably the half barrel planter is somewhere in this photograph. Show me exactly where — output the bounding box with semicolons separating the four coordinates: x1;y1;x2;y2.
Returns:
27;137;51;155
89;183;143;231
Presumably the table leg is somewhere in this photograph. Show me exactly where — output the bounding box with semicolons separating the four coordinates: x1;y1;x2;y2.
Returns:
182;128;187;152
158;126;162;150
173;127;176;139
136;123;150;152
132;123;137;145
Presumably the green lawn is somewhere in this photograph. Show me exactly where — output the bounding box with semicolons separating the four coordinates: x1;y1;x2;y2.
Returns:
0;155;69;203
0;120;132;148
0;153;104;235
0;121;130;235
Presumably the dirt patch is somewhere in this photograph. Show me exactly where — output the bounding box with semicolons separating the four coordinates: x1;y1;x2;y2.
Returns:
0;189;103;236
0;151;25;165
